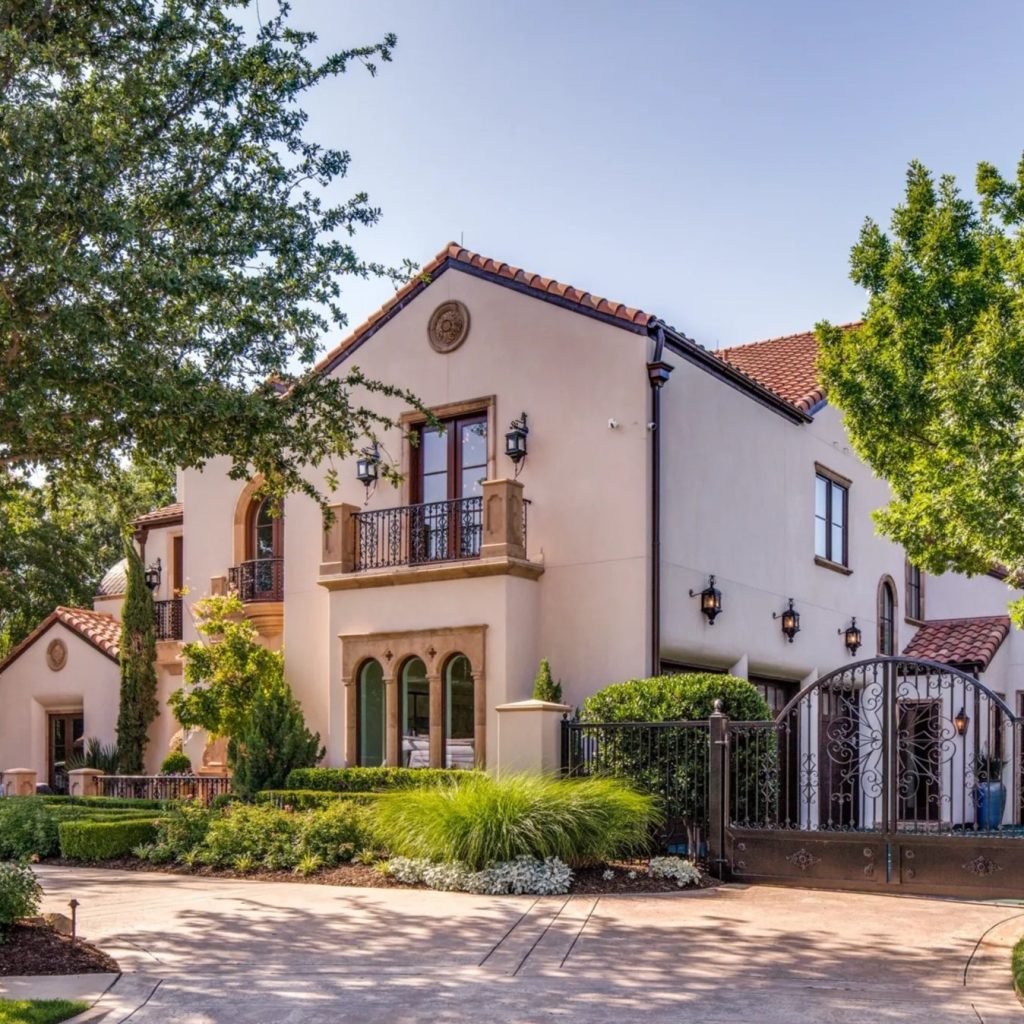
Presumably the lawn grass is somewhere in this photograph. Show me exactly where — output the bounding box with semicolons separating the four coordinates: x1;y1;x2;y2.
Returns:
0;1000;89;1024
1013;935;1024;1003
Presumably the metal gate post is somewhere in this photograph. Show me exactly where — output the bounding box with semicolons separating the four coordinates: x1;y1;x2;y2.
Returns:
708;700;729;879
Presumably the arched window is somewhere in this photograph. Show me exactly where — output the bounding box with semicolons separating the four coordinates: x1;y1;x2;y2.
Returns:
906;560;924;621
357;660;386;767
244;497;283;599
400;657;430;767
444;654;475;769
878;578;897;655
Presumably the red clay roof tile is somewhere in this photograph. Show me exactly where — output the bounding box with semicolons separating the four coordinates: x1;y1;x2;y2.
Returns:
132;502;184;528
0;606;121;676
902;616;1011;670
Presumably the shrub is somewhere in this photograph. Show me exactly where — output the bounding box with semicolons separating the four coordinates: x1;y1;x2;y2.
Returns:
373;773;659;870
40;796;166;810
58;819;160;861
532;658;562;703
0;862;42;937
67;738;120;773
153;802;214;861
160;751;193;775
385;855;573;895
296;802;369;864
286;767;469;793
255;790;384;811
199;804;301;870
647;856;701;888
0;799;161;859
581;673;770;723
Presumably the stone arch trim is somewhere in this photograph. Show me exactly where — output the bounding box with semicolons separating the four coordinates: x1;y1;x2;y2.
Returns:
232;476;266;566
340;625;487;768
877;574;899;655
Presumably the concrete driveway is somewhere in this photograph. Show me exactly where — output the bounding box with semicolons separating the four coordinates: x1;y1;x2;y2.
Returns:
23;865;1024;1023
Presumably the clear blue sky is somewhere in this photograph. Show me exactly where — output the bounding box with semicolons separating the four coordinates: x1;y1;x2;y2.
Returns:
291;0;1024;349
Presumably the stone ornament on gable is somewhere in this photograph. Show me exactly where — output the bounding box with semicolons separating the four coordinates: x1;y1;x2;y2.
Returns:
46;638;68;672
427;300;470;353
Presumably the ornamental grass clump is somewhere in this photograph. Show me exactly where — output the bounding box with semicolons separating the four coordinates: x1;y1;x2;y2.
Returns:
373;773;659;870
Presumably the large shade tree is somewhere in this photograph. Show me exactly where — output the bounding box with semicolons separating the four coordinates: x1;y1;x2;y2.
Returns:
0;0;416;507
817;157;1024;623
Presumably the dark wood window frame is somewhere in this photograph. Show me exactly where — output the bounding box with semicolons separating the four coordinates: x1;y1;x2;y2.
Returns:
814;465;850;569
410;412;489;505
878;576;898;655
905;559;924;623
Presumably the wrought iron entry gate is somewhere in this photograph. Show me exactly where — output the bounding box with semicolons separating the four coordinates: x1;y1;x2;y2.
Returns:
722;657;1024;899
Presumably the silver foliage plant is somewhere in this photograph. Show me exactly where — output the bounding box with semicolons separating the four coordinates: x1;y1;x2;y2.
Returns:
385;855;573;895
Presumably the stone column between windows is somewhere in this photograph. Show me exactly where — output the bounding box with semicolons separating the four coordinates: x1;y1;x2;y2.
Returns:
472;671;486;768
428;672;443;768
385;674;399;767
342;676;356;766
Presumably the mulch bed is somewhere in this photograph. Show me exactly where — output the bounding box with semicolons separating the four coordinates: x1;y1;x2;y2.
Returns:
0;922;119;976
47;856;719;894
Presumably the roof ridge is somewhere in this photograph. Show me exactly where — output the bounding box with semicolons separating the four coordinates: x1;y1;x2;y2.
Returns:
717;321;863;357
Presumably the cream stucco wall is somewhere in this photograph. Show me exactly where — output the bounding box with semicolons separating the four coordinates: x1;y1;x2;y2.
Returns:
0;623;119;780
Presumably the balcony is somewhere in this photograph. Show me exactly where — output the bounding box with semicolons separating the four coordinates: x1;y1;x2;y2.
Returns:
154;598;183;641
228;557;284;603
318;478;543;591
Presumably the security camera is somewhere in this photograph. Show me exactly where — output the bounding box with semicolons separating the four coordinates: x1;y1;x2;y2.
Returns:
608;418;619;429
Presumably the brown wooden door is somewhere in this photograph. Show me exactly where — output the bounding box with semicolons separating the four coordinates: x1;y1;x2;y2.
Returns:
48;713;84;792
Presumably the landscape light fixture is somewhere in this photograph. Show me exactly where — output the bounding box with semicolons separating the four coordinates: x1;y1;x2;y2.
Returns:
689;574;723;625
773;598;801;643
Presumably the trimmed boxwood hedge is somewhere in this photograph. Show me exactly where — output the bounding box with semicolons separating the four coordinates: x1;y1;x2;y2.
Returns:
285;767;470;792
41;795;168;810
255;790;385;810
58;818;160;861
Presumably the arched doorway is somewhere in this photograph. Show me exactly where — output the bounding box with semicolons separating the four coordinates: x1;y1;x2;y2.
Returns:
356;659;386;767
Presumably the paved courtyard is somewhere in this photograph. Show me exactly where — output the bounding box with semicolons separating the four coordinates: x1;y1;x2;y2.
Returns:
16;865;1024;1023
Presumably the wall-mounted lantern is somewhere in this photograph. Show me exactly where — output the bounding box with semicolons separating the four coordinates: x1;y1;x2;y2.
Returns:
773;598;801;643
689;574;723;625
839;617;862;656
356;444;381;491
144;557;162;592
954;706;970;737
505;412;529;476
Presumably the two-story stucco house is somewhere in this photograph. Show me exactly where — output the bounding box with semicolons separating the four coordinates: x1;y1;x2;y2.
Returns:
3;241;1022;791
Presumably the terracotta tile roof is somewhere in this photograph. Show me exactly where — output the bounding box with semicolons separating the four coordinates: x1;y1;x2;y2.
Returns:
132;502;183;528
902;616;1011;671
715;323;862;414
316;242;655;374
0;606;120;676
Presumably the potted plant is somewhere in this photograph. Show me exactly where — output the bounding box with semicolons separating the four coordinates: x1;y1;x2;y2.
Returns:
972;753;1007;829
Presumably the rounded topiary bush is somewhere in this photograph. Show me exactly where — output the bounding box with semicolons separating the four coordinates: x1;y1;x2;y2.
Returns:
581;672;770;723
160;751;193;775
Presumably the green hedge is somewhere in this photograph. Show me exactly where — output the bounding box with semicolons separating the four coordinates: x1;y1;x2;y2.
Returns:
256;790;385;810
285;767;470;792
40;795;168;810
58;818;160;861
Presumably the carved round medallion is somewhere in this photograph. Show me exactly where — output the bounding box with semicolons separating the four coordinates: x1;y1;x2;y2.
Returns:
427;300;470;353
46;639;68;672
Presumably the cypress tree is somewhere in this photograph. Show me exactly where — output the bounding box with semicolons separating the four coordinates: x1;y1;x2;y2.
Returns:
532;658;563;703
116;540;159;773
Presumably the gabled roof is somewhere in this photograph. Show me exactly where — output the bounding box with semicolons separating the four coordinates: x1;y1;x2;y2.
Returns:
132;502;183;529
316;242;655;376
902;616;1011;671
715;323;862;414
0;607;121;676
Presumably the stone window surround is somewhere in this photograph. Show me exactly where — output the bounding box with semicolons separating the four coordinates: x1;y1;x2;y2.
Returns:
340;625;487;769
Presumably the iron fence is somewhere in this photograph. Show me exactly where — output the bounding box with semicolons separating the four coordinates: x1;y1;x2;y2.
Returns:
354;496;484;570
97;774;232;803
154;598;183;641
228;557;284;602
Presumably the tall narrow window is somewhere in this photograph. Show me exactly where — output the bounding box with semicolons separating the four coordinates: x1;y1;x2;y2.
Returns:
878;578;896;655
400;657;430;767
245;497;283;599
906;562;923;621
357;660;386;767
444;654;475;769
815;471;848;566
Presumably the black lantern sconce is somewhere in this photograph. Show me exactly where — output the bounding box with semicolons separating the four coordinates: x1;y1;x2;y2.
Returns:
839;617;862;656
505;412;529;477
689;574;723;625
356;443;381;498
954;707;970;737
773;598;801;643
144;557;162;592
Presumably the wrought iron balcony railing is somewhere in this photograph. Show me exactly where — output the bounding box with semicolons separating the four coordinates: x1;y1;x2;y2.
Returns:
228;556;284;602
354;496;486;571
154;598;183;641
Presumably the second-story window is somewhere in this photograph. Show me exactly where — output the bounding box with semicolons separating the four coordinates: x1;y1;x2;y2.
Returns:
906;561;924;621
878;578;897;655
815;470;848;567
414;413;488;505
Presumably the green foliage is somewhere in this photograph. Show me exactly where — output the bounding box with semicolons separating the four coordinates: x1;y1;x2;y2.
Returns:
0;998;89;1024
0;862;42;937
532;658;563;703
228;674;323;798
817;156;1024;622
116;541;158;774
973;753;1006;782
255;790;385;810
1013;934;1024;1001
66;739;120;774
151;803;214;862
0;1;421;507
581;673;771;723
159;752;193;775
39;796;165;810
57;819;159;862
286;767;469;792
0;464;174;657
0;798;159;859
372;773;660;870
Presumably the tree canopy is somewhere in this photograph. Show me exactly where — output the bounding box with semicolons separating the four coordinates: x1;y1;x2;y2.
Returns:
817;157;1024;622
1;0;416;506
